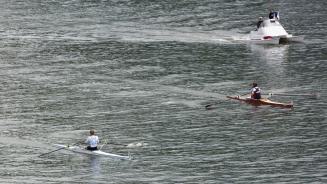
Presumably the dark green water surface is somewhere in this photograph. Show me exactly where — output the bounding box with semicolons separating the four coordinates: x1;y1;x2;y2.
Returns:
0;1;326;183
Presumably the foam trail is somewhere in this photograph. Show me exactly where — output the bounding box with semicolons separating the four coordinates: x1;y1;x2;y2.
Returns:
127;142;148;148
117;27;241;44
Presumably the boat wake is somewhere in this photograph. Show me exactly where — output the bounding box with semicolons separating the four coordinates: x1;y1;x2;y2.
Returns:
115;26;239;44
115;25;305;46
126;142;148;148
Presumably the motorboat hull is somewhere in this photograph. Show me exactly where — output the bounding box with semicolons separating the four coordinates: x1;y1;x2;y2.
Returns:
250;17;302;44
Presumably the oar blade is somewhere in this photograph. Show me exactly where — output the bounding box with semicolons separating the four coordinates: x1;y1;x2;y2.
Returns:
205;104;214;110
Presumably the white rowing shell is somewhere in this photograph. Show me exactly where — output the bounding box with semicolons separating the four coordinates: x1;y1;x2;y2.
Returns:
54;144;131;160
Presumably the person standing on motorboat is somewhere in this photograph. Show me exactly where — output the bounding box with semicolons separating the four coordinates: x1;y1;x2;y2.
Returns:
269;10;274;19
250;83;261;99
269;10;279;20
85;129;99;151
256;17;263;30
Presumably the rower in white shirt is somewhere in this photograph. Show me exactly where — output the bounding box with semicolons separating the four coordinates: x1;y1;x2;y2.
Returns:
250;82;261;99
85;129;99;151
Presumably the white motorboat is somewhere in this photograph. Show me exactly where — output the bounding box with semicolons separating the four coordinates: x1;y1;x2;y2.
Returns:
250;12;302;44
54;144;132;160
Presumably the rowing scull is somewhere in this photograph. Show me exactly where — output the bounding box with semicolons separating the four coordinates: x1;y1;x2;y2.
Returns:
54;144;132;160
226;96;293;108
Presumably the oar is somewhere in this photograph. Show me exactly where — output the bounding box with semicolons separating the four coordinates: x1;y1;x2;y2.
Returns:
98;140;131;151
107;142;127;147
38;142;81;157
205;92;250;110
265;93;319;98
100;136;127;147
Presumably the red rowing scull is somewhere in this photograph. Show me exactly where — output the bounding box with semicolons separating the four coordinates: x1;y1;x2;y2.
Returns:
226;96;293;108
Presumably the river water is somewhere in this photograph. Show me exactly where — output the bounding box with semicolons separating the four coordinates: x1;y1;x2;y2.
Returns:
0;0;326;183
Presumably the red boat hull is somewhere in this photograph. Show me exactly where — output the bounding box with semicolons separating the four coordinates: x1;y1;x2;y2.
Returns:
226;96;293;108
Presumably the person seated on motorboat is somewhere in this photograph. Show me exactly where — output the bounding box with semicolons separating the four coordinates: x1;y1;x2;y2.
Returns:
256;17;263;30
250;82;261;99
85;129;99;151
269;10;279;20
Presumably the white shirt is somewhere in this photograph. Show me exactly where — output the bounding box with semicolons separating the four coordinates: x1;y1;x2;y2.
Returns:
85;135;99;148
251;86;261;94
